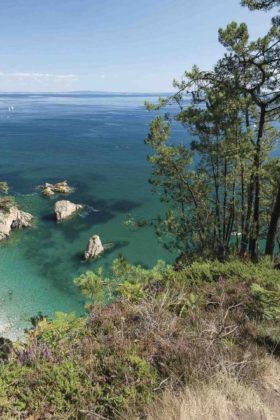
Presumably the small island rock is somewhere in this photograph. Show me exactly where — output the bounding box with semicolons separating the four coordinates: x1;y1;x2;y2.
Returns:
85;235;104;260
42;186;55;197
0;206;33;241
41;181;73;196
53;181;72;194
54;200;83;221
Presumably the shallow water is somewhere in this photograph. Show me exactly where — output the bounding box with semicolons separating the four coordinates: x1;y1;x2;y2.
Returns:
0;93;186;339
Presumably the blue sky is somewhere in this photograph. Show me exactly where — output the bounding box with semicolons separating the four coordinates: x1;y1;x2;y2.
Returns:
0;0;275;92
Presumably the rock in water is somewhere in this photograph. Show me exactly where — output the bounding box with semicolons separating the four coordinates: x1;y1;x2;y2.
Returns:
41;180;73;196
85;235;104;260
54;200;83;221
42;186;55;197
0;206;33;240
53;181;72;194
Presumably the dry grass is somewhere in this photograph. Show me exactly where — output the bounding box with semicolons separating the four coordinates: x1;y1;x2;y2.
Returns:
262;356;280;390
143;357;280;420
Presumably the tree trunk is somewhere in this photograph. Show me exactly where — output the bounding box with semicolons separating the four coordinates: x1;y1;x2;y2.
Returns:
223;158;228;244
251;106;265;261
239;108;252;257
240;173;254;256
265;182;280;257
241;164;245;233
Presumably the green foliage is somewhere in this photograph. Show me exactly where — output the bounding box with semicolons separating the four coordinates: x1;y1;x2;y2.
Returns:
251;283;280;320
243;0;280;26
36;360;90;413
218;21;249;52
111;257;171;284
74;257;172;306
145;1;280;260
0;196;15;213
173;257;280;288
74;269;106;305
116;281;145;302
0;363;32;411
0;359;90;416
0;182;15;213
241;0;280;11
0;258;280;418
33;312;86;349
0;182;8;194
184;292;201;311
146;65;259;258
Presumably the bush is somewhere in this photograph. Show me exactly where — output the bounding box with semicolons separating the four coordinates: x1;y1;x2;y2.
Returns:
0;257;279;418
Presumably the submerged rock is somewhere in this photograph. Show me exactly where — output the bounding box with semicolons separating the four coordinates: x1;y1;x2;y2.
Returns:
41;181;73;197
85;235;104;260
0;206;33;241
54;200;83;221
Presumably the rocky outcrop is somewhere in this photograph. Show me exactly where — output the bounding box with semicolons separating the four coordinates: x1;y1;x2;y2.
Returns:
0;206;33;240
84;235;104;260
41;181;73;197
54;200;83;221
42;186;55;197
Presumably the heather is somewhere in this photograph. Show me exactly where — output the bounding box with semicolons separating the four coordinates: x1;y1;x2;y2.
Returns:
0;257;279;419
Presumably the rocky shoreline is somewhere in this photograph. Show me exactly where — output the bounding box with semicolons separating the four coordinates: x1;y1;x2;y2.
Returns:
0;180;105;262
0;206;33;241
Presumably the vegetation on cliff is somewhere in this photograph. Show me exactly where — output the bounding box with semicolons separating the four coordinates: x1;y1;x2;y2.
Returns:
0;257;279;418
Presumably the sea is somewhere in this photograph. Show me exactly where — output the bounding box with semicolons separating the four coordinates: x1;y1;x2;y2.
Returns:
0;92;186;339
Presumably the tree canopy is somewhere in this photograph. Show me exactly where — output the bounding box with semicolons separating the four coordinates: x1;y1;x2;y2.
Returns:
145;3;280;261
241;0;280;10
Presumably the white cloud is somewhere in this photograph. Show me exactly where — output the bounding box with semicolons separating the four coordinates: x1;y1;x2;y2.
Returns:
0;72;78;81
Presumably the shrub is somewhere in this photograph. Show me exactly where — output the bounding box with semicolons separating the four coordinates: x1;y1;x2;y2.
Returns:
0;257;279;418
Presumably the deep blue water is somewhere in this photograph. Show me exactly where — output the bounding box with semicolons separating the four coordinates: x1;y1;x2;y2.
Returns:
0;93;185;339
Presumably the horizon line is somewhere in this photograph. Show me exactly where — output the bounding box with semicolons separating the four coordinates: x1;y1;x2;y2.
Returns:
0;89;175;95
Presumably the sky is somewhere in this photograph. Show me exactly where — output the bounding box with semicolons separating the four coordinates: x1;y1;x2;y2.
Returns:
0;0;275;92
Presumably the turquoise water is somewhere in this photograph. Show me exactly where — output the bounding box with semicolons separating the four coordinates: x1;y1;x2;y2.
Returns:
0;93;184;339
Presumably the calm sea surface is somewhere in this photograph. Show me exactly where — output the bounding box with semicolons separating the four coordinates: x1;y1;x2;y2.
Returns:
0;93;186;339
